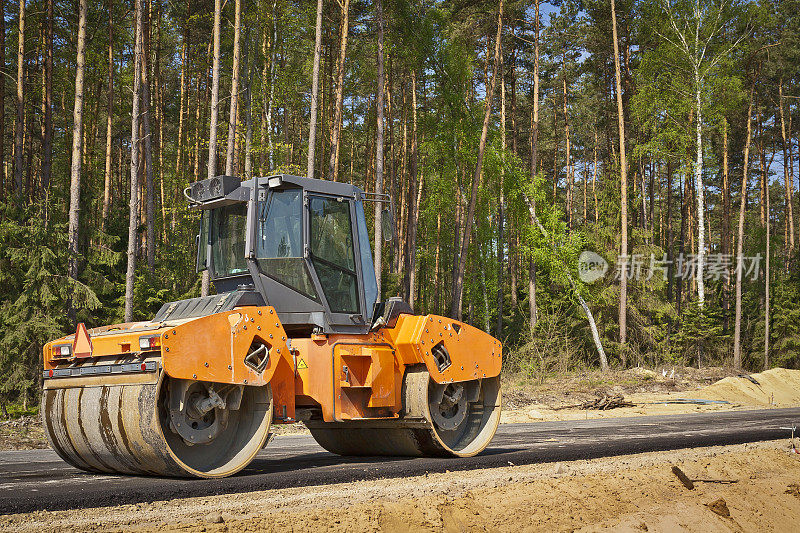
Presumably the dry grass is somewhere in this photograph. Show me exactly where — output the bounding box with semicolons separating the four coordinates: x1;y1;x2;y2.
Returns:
501;365;742;409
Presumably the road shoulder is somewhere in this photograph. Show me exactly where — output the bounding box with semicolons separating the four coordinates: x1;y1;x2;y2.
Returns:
3;439;799;532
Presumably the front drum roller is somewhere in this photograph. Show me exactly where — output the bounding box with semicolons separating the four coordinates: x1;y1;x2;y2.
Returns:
41;374;272;478
307;367;501;457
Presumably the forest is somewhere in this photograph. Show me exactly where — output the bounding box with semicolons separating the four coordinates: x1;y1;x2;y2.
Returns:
1;0;799;410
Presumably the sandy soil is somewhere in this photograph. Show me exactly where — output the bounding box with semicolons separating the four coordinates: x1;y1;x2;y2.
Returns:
501;367;800;424
3;439;800;532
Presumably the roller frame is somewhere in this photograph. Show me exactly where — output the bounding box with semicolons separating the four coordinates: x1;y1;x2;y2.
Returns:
40;307;503;477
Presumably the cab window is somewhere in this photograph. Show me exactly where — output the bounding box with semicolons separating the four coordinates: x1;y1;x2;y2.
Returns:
210;204;248;278
308;196;358;314
257;189;318;300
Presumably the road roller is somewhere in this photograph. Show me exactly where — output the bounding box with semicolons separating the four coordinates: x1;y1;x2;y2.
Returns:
41;174;502;478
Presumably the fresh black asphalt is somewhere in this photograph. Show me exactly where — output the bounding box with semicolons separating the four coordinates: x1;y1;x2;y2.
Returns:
1;408;798;515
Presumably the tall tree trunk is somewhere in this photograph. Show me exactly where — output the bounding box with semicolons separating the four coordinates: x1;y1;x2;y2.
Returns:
562;74;572;228
408;165;423;308
207;0;221;178
733;76;755;371
320;23;330;178
306;0;323;179
192;68;203;181
764;143;770;371
694;73;706;306
593;131;599;223
125;0;144;322
265;0;277;171
722;119;730;332
174;0;190;226
611;0;628;352
508;35;518;311
552;100;559;200
13;0;23;200
206;0;222;178
192;53;203;181
677;171;689;313
666;160;674;302
327;0;350;182
224;0;242;175
481;243;490;333
67;0;87;280
244;45;253;178
349;111;354;183
141;21;155;272
496;68;506;337
527;0;540;334
509;227;517;307
433;211;442;313
403;71;419;307
584;161;589;224
41;0;53;197
102;3;114;228
450;0;503;320
395;78;408;273
203;0;223;295
387;58;397;265
154;0;165;241
450;178;463;313
372;0;384;301
158;81;166;240
0;0;5;201
778;80;795;253
259;16;268;175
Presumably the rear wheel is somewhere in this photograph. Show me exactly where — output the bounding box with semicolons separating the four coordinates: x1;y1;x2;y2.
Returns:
307;368;501;457
41;374;273;478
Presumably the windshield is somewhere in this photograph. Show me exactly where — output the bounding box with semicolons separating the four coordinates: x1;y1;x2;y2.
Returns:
355;199;378;309
210;204;248;278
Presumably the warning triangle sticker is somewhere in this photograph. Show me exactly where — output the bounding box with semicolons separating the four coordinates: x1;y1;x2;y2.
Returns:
72;323;94;358
297;358;308;370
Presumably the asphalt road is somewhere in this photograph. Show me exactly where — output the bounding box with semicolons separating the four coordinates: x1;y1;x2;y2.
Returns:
1;408;798;515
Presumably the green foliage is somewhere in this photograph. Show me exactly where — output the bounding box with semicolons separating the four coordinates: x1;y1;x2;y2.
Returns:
0;202;99;405
2;0;800;412
771;281;800;369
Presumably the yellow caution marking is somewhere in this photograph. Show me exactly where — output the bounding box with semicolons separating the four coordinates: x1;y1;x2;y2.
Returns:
297;359;308;370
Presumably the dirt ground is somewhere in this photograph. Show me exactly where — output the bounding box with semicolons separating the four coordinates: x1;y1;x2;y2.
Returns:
2;367;798;450
500;367;800;424
4;368;800;531
0;416;45;451
4;439;800;532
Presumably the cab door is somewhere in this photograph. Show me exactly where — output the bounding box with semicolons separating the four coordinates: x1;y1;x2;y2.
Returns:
306;194;366;330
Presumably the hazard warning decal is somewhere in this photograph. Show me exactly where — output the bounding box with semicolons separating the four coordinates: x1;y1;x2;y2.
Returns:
72;323;94;359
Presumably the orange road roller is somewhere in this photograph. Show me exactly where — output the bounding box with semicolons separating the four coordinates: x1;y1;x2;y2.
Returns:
41;174;502;478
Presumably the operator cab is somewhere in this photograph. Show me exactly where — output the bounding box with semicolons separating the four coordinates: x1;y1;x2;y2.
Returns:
190;174;387;336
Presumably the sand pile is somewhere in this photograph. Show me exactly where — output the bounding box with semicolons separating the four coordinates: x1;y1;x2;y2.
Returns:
694;368;800;407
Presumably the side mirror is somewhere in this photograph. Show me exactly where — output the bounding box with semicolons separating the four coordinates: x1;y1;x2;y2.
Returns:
381;207;393;242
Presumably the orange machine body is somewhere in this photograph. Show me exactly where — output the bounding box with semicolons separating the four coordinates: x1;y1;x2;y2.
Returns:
43;307;502;424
